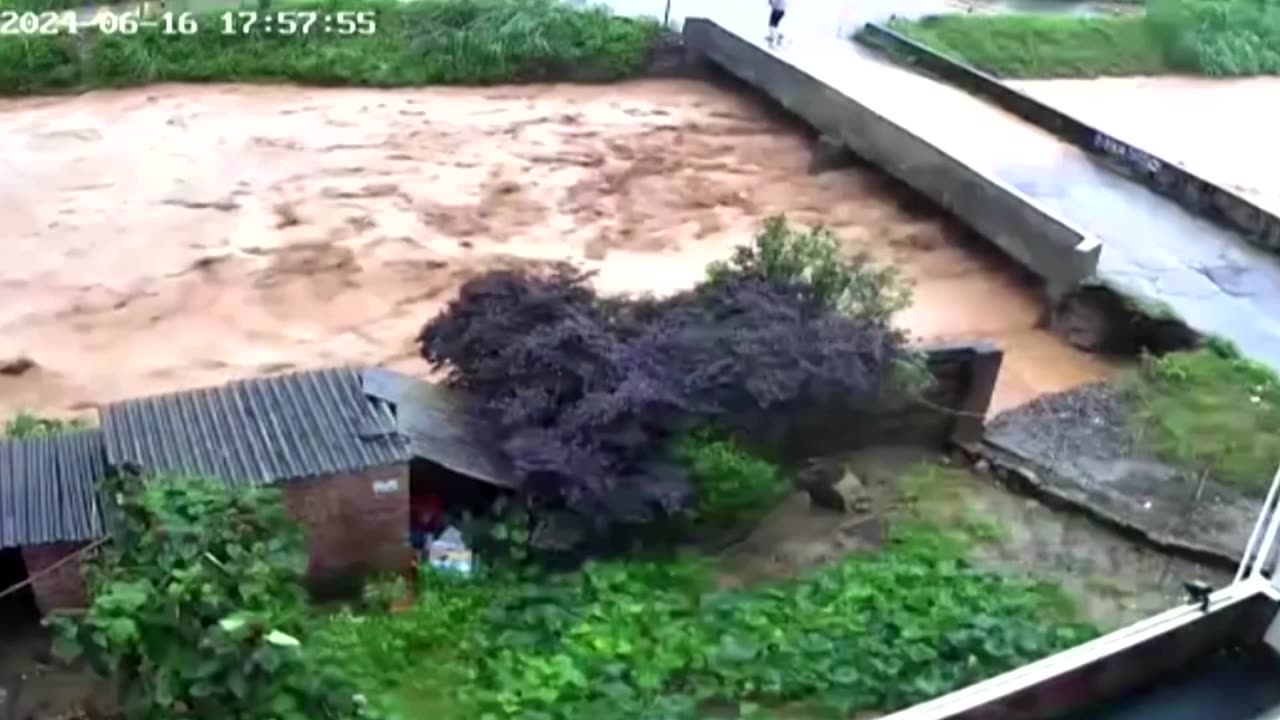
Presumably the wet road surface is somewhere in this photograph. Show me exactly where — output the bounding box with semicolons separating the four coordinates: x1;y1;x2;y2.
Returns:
607;0;1280;371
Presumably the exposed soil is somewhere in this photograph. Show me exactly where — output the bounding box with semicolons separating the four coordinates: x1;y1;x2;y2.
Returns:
0;79;1112;420
716;445;1231;630
984;383;1258;566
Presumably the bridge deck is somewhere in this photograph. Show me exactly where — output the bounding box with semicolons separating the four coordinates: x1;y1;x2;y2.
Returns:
693;13;1280;369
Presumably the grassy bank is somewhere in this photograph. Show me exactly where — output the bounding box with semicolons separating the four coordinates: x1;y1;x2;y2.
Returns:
0;0;664;94
886;0;1280;78
887;14;1166;78
1123;345;1280;495
316;526;1094;720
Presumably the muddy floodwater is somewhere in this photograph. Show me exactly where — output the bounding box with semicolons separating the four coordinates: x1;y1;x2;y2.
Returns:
1012;76;1280;213
0;79;1113;418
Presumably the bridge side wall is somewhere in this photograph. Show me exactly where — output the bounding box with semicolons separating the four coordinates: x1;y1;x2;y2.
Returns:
682;18;1100;299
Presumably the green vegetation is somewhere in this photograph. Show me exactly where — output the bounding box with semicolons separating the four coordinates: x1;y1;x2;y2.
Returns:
885;0;1280;78
0;0;663;94
1123;345;1280;495
885;14;1166;78
675;431;789;528
3;411;88;438
316;527;1095;720
51;473;372;720
708;216;913;325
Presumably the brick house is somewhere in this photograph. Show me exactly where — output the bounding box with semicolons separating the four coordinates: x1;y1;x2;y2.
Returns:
0;429;106;616
98;366;513;598
0;367;513;615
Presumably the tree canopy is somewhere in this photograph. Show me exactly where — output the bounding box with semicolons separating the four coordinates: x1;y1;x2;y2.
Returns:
417;218;916;527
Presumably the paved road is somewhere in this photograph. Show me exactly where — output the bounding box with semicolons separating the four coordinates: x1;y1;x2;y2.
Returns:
595;0;1280;370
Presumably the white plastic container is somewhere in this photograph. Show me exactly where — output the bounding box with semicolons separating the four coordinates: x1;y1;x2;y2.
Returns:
427;526;474;575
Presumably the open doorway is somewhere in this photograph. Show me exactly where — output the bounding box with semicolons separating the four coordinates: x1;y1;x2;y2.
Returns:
0;547;39;624
408;458;507;554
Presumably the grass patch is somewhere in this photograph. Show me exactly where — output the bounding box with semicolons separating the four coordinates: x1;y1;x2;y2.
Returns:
3;411;89;438
1123;346;1280;495
0;0;663;94
886;14;1167;78
315;527;1095;720
886;0;1280;77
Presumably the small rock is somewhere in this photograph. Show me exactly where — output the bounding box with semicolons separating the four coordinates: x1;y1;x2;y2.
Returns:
808;470;872;513
974;458;991;474
0;355;37;375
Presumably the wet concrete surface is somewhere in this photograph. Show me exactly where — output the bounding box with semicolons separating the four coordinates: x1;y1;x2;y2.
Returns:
1059;646;1280;720
617;0;1280;372
983;383;1257;565
994;141;1280;371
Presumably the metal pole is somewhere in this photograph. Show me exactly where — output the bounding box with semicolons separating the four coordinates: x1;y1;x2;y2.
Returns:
663;0;671;28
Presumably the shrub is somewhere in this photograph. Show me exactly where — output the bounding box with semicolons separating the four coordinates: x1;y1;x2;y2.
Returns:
1148;0;1280;75
708;215;912;325
419;220;914;532
673;431;788;526
50;472;373;720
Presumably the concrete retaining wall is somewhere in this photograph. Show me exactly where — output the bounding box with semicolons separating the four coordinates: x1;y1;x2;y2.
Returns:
752;342;1004;462
857;22;1280;257
681;18;1100;299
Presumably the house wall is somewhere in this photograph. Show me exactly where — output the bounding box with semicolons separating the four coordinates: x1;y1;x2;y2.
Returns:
282;462;412;598
21;541;89;614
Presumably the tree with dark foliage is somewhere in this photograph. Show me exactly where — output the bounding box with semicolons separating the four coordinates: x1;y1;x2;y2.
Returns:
417;218;914;528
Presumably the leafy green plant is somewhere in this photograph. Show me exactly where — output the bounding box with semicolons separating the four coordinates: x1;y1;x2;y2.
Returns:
708;215;913;325
674;431;789;527
3;411;88;438
316;527;1095;719
1123;348;1280;495
50;472;374;720
361;573;410;612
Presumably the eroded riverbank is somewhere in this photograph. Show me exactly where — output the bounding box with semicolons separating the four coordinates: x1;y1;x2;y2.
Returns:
0;79;1113;418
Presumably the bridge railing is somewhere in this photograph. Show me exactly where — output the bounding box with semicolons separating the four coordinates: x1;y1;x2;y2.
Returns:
1236;463;1280;588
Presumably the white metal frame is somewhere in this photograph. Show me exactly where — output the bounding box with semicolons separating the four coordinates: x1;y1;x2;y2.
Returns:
1236;463;1280;587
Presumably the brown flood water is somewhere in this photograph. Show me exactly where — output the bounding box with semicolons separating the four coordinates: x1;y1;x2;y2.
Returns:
0;79;1113;420
1012;76;1280;214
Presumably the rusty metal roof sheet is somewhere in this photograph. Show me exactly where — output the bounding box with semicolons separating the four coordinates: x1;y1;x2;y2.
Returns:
361;368;518;489
0;429;107;549
101;367;408;487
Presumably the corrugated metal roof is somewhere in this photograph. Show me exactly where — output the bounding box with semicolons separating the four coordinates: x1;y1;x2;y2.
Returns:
0;429;107;549
362;368;518;489
101;367;409;487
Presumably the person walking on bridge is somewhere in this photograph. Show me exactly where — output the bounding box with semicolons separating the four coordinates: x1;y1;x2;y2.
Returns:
766;0;787;47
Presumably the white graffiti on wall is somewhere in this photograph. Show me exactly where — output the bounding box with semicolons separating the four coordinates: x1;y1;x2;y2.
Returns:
1092;133;1162;174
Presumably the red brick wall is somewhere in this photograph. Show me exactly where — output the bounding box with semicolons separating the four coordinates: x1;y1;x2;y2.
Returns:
282;463;411;594
22;541;89;613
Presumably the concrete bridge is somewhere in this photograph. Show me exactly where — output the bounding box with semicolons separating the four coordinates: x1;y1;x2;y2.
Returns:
669;5;1280;371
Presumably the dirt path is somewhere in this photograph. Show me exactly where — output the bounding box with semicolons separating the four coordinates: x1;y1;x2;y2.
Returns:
717;446;1229;630
0;79;1112;419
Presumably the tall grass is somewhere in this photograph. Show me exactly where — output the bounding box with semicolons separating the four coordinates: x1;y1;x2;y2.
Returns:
887;14;1166;78
888;0;1280;77
0;0;663;94
1148;0;1280;75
